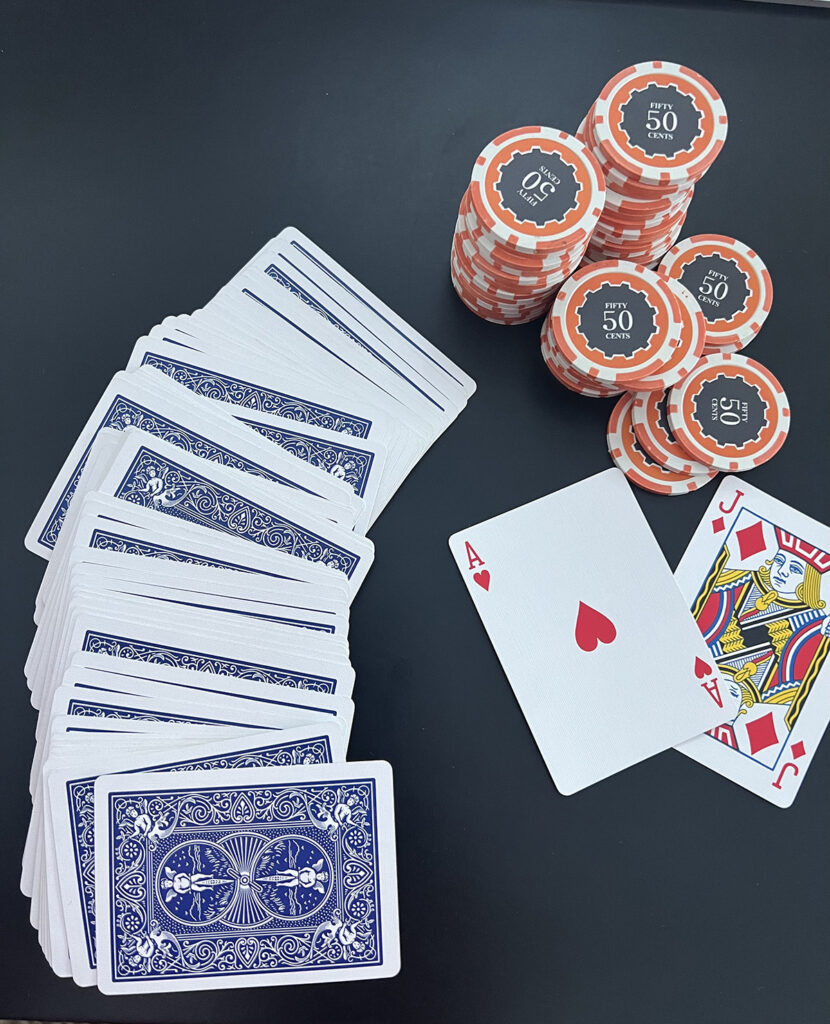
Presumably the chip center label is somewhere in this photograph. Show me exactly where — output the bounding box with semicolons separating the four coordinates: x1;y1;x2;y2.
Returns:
679;254;750;322
619;83;703;157
577;283;658;358
692;374;769;448
496;148;581;227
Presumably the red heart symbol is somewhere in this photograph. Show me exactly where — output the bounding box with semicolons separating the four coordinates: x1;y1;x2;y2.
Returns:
574;601;616;652
694;656;711;679
473;570;490;591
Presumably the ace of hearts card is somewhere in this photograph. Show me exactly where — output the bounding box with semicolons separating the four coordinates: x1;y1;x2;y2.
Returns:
448;468;736;796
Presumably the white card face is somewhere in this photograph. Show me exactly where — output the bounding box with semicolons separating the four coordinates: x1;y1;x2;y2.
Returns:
262;227;476;406
448;469;737;795
674;477;830;807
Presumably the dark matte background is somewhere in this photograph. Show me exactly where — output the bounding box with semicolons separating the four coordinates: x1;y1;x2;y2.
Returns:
2;1;829;1021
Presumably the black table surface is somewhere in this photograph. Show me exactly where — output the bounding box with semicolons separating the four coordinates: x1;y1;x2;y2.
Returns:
3;1;829;1021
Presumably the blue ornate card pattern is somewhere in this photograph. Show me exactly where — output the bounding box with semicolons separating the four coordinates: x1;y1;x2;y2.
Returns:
236;416;375;499
113;447;361;578
81;630;340;694
89;528;292;581
65;736;335;969
139;350;374;438
65;698;262;728
37;394;312;552
102;774;382;984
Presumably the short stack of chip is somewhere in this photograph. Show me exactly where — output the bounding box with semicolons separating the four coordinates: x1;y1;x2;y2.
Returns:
541;258;789;495
658;234;773;353
451;126;606;324
576;61;728;267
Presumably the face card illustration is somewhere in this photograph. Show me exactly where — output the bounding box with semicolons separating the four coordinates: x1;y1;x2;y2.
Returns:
448;468;736;795
675;477;830;807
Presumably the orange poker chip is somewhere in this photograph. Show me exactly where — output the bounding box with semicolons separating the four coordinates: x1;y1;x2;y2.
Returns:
550;259;681;383
659;234;773;348
541;322;622;398
607;393;718;495
667;352;790;471
591;62;728;188
629;277;706;391
468;126;606;254
631;388;713;474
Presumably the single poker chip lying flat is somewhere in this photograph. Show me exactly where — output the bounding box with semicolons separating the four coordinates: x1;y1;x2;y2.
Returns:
607;393;718;494
666;352;790;471
659;234;773;348
631;388;713;473
550;259;681;383
591;62;728;188
468;126;606;254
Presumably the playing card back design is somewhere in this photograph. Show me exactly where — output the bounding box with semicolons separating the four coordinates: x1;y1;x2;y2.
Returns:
690;508;830;783
81;630;340;693
65;698;262;728
114;447;360;577
237;416;376;498
139;351;375;438
36;395;311;553
66;736;335;972
101;775;384;983
87;529;288;580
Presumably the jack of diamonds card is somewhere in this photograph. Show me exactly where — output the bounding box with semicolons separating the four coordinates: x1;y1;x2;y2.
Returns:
676;477;830;807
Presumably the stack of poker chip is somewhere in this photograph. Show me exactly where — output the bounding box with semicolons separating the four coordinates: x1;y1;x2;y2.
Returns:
541;258;789;495
451;126;607;325
658;234;773;353
576;61;728;267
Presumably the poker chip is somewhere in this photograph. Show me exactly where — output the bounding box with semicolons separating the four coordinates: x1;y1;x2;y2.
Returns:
629;278;706;391
577;63;727;266
451;265;551;324
541;322;623;398
607;393;718;495
591;62;728;187
666;352;790;471
548;259;682;384
451;262;556;315
468;126;606;253
659;234;772;349
631;389;713;473
451;127;606;324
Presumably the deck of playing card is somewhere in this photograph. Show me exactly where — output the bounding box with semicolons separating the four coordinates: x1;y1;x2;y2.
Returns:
22;228;475;989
